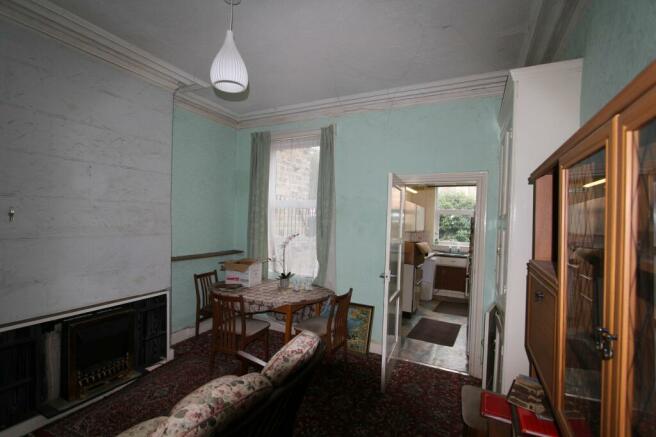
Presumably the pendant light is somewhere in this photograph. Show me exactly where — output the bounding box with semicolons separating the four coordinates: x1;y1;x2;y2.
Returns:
210;0;248;93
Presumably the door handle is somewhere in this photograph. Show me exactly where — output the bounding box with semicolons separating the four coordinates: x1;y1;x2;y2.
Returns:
534;291;544;302
594;327;618;359
379;273;397;279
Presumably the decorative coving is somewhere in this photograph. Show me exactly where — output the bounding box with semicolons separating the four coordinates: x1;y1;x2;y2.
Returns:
1;0;507;129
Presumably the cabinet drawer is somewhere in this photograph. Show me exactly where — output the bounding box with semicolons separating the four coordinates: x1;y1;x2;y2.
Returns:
526;269;557;400
434;256;468;268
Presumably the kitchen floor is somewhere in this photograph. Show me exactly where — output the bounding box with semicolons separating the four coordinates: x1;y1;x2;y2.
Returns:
399;297;468;374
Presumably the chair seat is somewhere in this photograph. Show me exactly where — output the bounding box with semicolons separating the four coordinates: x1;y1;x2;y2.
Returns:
234;317;270;337
295;316;329;336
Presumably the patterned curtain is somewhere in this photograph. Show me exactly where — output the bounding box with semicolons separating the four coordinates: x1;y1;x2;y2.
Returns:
248;131;271;279
314;125;336;288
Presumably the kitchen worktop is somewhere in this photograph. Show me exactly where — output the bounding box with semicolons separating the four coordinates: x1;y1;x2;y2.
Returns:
431;252;469;259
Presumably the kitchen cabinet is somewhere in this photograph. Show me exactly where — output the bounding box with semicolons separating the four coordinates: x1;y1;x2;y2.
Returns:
403;201;425;232
433;255;468;298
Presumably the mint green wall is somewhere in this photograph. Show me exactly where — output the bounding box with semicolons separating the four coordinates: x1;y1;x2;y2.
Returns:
234;96;501;344
171;107;239;331
556;0;656;122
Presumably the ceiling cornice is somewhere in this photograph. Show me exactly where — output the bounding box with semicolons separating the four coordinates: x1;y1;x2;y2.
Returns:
236;71;507;128
175;92;240;128
1;0;507;130
0;0;204;90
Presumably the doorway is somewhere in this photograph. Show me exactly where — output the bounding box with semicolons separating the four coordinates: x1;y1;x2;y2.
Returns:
395;172;487;378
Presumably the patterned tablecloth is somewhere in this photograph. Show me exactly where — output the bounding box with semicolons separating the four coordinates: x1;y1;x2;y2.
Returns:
212;280;334;321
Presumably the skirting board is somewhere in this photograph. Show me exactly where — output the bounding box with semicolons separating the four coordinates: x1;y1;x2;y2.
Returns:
2;379;141;437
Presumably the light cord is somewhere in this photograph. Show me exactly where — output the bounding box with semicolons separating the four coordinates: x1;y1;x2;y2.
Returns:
229;0;234;31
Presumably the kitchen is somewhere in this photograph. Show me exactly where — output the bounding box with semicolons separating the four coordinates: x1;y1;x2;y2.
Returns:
400;185;476;373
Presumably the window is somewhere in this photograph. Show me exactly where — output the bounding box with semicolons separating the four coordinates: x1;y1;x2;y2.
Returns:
268;133;320;278
434;186;476;246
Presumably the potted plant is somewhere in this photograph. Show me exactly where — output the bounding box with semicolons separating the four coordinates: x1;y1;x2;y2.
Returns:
272;233;299;289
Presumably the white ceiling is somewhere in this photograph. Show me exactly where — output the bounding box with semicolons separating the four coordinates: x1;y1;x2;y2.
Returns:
50;0;538;115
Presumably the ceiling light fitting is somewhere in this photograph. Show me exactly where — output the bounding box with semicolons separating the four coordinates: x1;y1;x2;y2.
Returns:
210;0;248;93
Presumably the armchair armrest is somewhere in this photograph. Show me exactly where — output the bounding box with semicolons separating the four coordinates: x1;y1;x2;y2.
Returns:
237;350;267;369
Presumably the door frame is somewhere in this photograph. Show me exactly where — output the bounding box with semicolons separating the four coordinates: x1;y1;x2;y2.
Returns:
398;171;488;379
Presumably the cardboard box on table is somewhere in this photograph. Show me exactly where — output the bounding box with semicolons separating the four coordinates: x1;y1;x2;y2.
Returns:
223;259;262;287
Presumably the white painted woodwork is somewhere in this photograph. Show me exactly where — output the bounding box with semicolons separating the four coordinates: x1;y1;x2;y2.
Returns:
497;59;582;393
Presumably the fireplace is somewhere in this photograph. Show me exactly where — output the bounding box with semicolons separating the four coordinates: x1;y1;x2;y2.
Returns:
61;308;136;401
1;293;168;430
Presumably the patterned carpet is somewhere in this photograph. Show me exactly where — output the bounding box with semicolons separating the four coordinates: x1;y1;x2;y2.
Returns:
37;331;479;436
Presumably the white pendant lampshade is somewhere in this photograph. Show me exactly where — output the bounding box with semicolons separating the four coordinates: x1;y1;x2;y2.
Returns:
210;29;248;93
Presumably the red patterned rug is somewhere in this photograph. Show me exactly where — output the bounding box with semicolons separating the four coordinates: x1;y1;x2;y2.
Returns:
36;331;478;436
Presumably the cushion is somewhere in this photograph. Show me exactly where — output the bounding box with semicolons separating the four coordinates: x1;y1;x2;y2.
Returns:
117;416;168;437
261;330;320;386
170;375;238;412
154;373;272;437
295;316;329;336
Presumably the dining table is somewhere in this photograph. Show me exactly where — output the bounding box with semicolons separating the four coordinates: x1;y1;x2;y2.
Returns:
211;280;335;343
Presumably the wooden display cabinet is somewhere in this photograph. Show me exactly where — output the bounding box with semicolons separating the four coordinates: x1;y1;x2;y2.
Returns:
527;60;656;436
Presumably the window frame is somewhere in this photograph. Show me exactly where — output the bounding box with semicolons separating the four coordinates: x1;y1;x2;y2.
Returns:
267;131;321;278
434;187;476;247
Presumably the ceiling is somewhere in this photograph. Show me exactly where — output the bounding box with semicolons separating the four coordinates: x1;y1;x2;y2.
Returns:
49;0;539;115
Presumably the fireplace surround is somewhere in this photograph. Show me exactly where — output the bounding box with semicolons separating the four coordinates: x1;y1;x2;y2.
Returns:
0;291;169;431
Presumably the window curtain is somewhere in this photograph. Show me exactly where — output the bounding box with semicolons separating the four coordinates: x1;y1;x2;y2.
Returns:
248;131;271;279
314;125;336;288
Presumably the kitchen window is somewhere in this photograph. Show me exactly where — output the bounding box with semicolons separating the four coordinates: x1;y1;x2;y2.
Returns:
434;186;476;246
268;132;320;278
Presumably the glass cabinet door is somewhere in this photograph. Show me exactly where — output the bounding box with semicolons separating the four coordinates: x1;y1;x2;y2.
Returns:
560;124;614;437
620;93;656;437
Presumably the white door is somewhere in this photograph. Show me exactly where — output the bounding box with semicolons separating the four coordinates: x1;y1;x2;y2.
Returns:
381;173;405;393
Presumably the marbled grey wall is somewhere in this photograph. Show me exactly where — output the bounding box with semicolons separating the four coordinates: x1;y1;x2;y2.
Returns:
0;19;172;325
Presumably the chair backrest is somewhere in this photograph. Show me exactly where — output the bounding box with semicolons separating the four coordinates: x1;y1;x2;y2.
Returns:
194;270;218;310
327;288;353;349
212;293;247;354
223;341;326;437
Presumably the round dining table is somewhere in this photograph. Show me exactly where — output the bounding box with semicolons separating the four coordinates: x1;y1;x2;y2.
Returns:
212;280;335;343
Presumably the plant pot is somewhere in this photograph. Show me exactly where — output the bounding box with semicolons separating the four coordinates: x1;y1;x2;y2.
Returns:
279;278;290;289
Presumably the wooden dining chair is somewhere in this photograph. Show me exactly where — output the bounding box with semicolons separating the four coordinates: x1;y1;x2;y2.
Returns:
294;288;353;361
193;270;219;337
209;293;270;373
